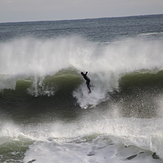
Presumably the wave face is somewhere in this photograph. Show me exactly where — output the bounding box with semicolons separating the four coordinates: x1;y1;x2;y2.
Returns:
1;15;163;163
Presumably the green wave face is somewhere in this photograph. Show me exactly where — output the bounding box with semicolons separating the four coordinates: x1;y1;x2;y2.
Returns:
119;70;163;91
1;70;163;123
0;68;83;123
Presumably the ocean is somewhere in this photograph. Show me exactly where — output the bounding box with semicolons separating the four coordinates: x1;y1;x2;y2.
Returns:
0;14;163;163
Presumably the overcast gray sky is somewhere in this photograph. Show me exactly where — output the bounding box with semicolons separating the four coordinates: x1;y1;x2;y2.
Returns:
0;0;163;22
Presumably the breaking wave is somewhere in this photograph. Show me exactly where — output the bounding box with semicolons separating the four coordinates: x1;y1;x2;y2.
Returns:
0;36;163;122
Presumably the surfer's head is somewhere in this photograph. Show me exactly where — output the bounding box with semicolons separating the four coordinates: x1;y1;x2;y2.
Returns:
81;72;83;75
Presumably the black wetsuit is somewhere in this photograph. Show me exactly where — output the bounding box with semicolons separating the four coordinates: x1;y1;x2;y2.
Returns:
81;72;91;93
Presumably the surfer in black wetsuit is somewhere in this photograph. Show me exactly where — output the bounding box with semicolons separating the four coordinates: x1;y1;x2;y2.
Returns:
81;71;91;93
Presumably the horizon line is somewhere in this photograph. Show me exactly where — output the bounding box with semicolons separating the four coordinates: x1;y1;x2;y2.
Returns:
0;13;162;24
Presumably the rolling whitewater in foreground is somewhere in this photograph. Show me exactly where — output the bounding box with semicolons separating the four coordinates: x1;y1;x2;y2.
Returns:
0;14;163;163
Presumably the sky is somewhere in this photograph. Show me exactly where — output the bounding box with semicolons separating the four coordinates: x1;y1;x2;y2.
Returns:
0;0;163;23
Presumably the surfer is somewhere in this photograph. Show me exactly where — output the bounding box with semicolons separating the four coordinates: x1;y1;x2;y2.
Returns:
81;71;91;93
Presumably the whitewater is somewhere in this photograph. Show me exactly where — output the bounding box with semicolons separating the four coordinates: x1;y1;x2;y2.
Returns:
0;14;163;163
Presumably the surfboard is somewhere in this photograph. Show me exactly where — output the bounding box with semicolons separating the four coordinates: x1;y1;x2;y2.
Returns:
83;104;96;109
82;94;110;109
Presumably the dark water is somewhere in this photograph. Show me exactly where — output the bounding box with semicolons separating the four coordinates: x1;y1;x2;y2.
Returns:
1;14;163;42
0;15;163;163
